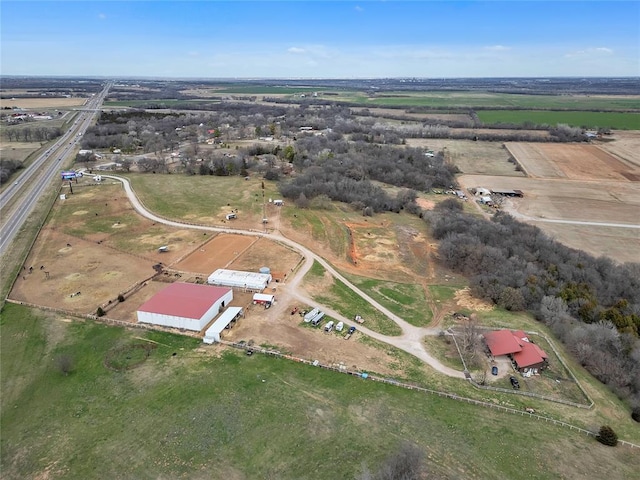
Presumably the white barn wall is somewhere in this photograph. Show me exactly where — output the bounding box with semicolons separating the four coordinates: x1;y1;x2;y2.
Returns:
137;289;234;332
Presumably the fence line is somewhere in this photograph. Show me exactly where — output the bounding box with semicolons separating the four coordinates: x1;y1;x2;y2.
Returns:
219;339;639;450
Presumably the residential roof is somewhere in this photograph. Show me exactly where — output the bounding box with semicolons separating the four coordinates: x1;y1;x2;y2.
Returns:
484;330;523;356
513;342;548;368
138;282;231;319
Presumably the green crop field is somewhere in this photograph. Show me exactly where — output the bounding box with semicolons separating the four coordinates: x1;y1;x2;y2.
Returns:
477;110;640;129
356;92;640;110
2;304;639;479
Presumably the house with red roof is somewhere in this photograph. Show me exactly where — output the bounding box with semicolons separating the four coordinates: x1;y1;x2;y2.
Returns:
137;282;233;332
483;329;548;373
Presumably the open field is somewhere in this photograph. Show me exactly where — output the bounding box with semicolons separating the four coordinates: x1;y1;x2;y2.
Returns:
477;110;640;130
360;92;640;110
2;304;640;480
0;97;87;109
405;138;523;176
458;174;640;263
505;142;640;181
598;130;640;167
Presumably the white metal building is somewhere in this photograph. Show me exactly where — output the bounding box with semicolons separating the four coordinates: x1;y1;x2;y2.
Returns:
137;282;233;332
207;269;272;291
203;307;244;344
253;293;275;305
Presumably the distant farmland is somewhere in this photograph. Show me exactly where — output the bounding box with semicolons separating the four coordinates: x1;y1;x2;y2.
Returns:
477;110;640;130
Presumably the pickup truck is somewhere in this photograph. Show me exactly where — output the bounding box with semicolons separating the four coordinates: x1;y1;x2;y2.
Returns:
344;326;356;340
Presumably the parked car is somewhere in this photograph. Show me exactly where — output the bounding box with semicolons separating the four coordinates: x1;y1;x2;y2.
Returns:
510;376;520;389
491;366;498;375
348;326;356;334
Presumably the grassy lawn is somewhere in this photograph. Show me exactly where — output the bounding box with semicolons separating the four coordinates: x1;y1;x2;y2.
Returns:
2;304;639;479
303;263;402;336
477;110;640;129
345;275;433;327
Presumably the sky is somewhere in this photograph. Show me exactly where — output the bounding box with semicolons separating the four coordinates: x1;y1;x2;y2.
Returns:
1;1;639;78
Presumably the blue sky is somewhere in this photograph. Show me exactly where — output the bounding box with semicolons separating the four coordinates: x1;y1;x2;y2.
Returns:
1;1;638;78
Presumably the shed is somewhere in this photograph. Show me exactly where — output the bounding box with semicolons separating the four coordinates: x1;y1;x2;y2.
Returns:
137;282;233;332
480;196;493;205
207;269;272;291
475;187;491;196
253;293;275;305
273;199;284;206
203;307;243;343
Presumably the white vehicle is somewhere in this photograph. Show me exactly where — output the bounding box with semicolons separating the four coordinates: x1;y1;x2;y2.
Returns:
324;321;334;332
335;321;344;332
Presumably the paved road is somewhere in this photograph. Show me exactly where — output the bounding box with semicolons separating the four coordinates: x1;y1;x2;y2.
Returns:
104;174;466;378
0;83;112;255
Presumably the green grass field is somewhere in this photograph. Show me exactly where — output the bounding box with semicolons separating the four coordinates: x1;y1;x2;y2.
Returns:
2;304;639;479
477;110;640;129
345;275;433;327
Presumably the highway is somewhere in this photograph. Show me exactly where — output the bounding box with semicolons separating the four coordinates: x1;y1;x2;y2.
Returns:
0;82;112;255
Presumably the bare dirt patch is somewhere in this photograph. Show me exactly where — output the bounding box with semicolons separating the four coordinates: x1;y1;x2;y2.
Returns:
10;229;155;315
454;288;493;312
223;303;401;376
598;131;640;168
173;234;256;273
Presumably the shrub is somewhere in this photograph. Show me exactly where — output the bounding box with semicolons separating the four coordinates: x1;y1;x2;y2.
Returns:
632;406;640;423
96;306;105;317
54;354;74;376
117;294;125;302
596;425;618;446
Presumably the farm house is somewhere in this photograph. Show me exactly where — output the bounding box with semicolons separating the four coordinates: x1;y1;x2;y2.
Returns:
207;269;272;291
203;307;244;344
253;293;275;306
137;282;233;332
483;329;548;374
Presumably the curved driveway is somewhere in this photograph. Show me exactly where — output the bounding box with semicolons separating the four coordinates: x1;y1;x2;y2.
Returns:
104;174;465;378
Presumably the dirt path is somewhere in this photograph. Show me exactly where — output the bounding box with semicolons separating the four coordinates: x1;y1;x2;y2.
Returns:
104;175;466;379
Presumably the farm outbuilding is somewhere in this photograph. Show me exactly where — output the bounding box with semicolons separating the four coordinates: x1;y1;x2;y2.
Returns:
253;293;275;306
203;307;243;344
207;269;272;291
137;282;233;332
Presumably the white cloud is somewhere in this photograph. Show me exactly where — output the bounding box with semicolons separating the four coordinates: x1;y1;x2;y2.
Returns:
354;6;364;12
98;13;107;20
565;47;614;58
484;45;510;51
287;47;306;54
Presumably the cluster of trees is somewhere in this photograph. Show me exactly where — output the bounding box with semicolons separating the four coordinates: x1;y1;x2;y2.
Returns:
428;206;640;407
3;126;63;142
277;137;456;213
0;159;23;184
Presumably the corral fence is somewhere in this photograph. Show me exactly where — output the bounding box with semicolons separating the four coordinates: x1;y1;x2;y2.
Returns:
219;339;639;450
447;326;594;409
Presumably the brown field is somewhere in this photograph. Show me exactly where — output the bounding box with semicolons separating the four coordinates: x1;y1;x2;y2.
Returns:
405;138;523;176
174;234;258;273
505;142;640;181
174;234;302;276
0;97;87;109
598;130;640;168
350;107;472;122
0;141;42;163
458;174;640;263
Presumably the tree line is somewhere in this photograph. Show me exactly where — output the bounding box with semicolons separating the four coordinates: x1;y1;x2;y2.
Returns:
427;203;640;409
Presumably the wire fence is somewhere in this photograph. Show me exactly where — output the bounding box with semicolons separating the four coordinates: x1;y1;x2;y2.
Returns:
220;339;639;450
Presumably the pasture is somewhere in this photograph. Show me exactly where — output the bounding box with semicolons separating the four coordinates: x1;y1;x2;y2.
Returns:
2;304;640;480
477;110;640;130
